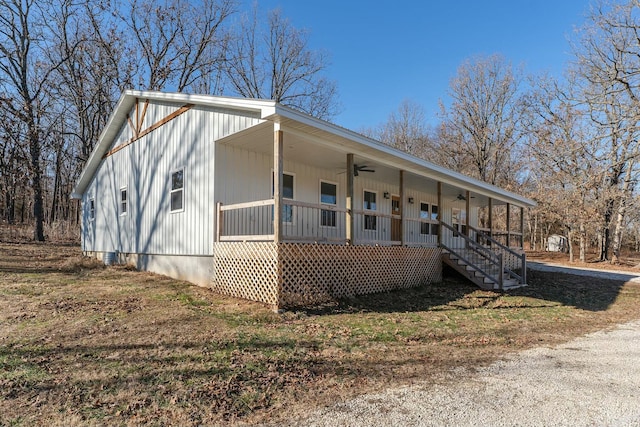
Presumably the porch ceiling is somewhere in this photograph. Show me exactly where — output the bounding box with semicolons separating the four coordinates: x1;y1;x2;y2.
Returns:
217;117;529;208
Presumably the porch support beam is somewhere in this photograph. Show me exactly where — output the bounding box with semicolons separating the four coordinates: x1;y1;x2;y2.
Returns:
274;127;284;244
520;205;525;249
465;190;470;238
346;153;354;244
400;170;405;246
506;202;511;248
437;181;442;246
488;197;493;238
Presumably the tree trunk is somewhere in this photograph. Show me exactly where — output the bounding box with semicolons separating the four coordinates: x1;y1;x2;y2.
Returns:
27;111;45;242
611;165;634;264
568;228;574;263
579;221;586;263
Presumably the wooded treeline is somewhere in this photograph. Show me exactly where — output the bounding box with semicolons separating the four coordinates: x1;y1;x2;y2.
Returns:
369;0;640;263
1;0;638;263
0;0;337;241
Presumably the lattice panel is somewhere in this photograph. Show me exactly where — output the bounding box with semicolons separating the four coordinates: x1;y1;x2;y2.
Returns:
278;244;442;308
211;242;279;306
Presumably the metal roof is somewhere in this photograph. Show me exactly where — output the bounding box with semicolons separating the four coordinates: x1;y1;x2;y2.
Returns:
72;90;536;208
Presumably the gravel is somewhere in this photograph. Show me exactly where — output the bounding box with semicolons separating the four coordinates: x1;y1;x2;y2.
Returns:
287;264;640;427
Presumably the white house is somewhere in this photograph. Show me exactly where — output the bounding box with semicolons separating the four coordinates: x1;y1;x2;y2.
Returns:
72;90;536;308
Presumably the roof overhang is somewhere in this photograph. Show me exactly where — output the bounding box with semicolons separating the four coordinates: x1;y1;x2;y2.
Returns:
73;90;536;208
71;90;279;198
220;104;536;208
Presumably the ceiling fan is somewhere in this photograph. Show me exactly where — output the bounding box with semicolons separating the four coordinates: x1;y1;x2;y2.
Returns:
353;164;375;176
338;164;375;176
452;193;475;201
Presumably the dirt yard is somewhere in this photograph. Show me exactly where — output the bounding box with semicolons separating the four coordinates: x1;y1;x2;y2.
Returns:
1;243;639;426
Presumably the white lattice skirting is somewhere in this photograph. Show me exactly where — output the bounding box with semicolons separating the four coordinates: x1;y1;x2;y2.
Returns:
212;242;442;308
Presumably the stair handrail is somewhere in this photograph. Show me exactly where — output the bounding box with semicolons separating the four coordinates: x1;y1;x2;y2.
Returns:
468;224;526;285
439;221;504;288
440;242;502;287
438;221;499;263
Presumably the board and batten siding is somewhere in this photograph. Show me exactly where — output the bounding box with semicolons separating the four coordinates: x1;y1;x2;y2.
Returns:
81;100;262;256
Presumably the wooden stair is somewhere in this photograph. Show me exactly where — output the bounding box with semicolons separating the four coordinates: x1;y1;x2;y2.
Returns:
443;249;523;291
439;221;527;291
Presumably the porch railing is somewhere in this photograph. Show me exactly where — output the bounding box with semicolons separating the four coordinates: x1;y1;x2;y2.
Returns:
468;224;527;285
216;200;438;246
439;221;505;288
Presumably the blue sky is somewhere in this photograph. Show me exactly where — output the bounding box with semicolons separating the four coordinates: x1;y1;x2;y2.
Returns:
252;1;591;131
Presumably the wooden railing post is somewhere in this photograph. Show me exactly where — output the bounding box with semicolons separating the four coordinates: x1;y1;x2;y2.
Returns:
522;252;527;285
499;252;504;291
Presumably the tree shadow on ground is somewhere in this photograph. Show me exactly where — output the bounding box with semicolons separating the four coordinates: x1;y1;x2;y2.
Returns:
302;266;632;316
302;269;484;316
511;267;630;312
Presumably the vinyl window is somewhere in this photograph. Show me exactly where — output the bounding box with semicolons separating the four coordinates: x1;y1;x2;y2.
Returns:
363;190;377;231
272;172;295;223
120;188;127;215
170;169;184;212
320;180;337;227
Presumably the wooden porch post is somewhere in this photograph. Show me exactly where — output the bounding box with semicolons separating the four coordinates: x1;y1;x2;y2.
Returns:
400;170;405;246
216;202;223;242
465;190;470;238
274;127;284;244
437;181;442;246
520;205;525;249
488;197;493;238
506;202;511;248
346;153;354;245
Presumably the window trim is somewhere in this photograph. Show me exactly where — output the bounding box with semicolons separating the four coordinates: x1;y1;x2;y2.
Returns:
89;198;95;221
319;179;338;228
363;189;377;231
430;203;439;236
170;168;185;213
420;201;430;235
120;187;128;216
452;207;467;235
271;170;296;224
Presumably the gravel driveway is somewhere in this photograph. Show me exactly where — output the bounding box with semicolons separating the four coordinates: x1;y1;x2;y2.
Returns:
290;263;640;427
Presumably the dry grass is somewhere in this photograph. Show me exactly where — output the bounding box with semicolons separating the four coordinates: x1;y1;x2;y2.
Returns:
1;243;640;426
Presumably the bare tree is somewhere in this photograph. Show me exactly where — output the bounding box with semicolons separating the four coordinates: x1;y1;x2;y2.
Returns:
571;0;640;263
118;0;235;92
0;0;80;240
225;6;339;119
523;76;603;262
437;54;525;188
363;99;435;160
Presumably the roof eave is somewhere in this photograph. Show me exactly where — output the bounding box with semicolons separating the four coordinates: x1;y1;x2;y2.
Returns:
267;105;536;208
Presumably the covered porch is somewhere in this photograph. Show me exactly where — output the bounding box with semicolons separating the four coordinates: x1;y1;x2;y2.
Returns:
211;118;532;308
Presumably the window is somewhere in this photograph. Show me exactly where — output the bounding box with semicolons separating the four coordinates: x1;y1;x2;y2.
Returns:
363;190;377;231
320;181;337;227
171;169;184;212
120;188;127;215
452;207;467;235
420;203;429;235
272;172;295;223
89;199;95;221
430;204;439;236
